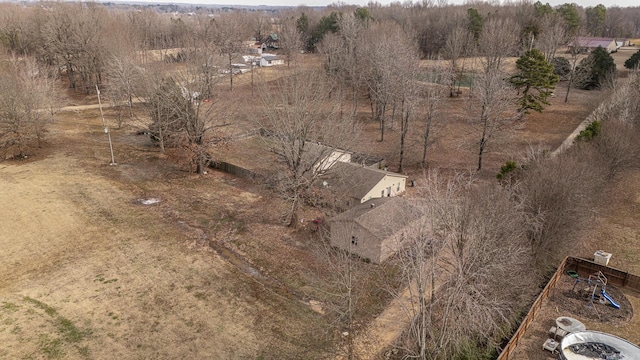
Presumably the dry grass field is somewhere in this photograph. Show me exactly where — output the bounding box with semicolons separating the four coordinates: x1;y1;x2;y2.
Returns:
1;50;639;359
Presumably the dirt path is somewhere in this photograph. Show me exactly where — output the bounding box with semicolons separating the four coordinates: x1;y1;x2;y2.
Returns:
351;286;413;359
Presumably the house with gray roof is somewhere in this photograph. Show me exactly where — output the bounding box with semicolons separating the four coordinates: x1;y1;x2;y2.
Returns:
568;37;617;54
328;197;424;263
321;161;408;207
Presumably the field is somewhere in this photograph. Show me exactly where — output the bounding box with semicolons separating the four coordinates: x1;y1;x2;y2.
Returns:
1;50;639;359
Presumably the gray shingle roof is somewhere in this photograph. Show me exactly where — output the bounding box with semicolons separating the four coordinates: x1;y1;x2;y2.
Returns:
330;197;423;239
323;162;407;200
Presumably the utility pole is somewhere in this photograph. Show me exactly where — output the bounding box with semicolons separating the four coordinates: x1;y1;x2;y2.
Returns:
96;85;117;166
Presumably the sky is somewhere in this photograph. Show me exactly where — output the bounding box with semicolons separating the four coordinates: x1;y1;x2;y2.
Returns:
123;0;638;9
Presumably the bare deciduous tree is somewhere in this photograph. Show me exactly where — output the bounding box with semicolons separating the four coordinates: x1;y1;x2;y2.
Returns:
564;30;590;103
213;13;250;91
279;17;303;67
515;148;607;271
141;57;231;173
418;63;451;167
537;15;567;61
469;68;518;171
442;24;472;97
0;58;59;159
257;69;359;227
314;230;367;360
393;174;532;359
105;54;143;128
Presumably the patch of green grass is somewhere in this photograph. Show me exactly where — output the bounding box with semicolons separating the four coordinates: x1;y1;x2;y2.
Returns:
94;274;118;284
23;297;57;317
40;334;63;358
2;301;19;312
57;317;88;343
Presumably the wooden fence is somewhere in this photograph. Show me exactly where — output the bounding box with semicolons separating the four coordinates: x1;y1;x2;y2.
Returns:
209;161;263;181
496;257;568;360
497;257;640;360
565;257;640;291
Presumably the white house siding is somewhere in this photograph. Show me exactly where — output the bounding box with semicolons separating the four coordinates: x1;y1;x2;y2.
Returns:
360;176;406;203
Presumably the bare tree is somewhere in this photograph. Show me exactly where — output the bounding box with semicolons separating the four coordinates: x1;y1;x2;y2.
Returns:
0;57;59;159
141;56;231;173
362;22;415;142
257;69;359;227
476;17;518;74
515;148;607;271
392;174;532;359
470;17;519;171
537;15;567;61
40;3;112;93
105;54;143;128
314;229;368;360
469;68;518;171
442;24;472;97
213;13;250;91
418;63;451;167
591;119;640;179
279;17;303;67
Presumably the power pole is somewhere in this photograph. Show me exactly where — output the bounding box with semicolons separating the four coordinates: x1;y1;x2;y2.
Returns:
96;85;117;166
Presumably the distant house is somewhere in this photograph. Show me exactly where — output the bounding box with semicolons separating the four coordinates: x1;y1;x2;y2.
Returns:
244;41;263;55
322;161;408;206
329;197;424;263
260;54;284;67
568;37;617;53
264;33;279;49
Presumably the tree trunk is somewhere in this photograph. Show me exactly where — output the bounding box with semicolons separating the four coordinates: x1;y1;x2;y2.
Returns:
228;54;233;91
421;114;432;167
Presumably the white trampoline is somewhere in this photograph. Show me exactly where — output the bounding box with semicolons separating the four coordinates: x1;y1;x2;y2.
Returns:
560;331;640;360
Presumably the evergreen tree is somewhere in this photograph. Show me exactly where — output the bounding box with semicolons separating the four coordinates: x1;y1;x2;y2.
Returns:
586;4;606;37
575;46;616;89
510;49;559;114
467;8;484;41
624;49;640;70
556;3;581;35
306;12;340;52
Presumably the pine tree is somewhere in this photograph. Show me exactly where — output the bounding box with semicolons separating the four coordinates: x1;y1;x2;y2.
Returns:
510;49;559;114
576;46;616;90
624;49;640;70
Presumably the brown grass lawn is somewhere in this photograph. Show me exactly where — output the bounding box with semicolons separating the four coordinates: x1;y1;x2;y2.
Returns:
0;88;329;358
1;51;639;359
